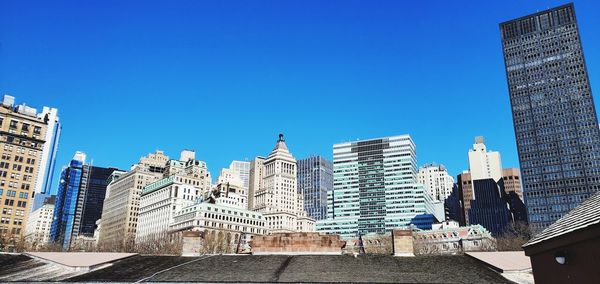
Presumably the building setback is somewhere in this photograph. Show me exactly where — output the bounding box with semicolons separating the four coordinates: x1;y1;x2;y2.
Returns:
500;3;600;229
297;156;333;221
317;135;436;239
49;152;121;250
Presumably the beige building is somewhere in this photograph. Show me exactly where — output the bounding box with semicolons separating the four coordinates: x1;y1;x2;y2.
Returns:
502;168;523;200
0;95;58;245
248;157;265;210
250;134;314;233
98;150;169;247
214;168;247;209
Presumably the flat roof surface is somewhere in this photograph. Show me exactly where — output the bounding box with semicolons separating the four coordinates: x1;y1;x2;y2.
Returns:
26;252;137;268
466;251;531;272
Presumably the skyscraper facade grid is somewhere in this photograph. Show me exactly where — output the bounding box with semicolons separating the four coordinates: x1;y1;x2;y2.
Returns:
317;135;435;239
500;3;600;229
297;156;333;221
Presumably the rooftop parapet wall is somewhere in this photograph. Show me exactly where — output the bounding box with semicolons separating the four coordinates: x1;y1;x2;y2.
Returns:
251;232;345;255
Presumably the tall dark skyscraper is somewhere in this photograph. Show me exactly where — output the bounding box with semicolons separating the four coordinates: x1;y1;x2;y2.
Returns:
500;3;600;229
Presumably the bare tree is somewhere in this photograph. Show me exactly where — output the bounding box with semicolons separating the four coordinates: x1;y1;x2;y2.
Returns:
496;221;532;251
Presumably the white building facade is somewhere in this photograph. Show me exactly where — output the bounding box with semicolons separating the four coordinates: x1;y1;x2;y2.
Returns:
24;201;54;247
169;199;268;237
418;164;455;201
468;136;502;182
135;151;211;242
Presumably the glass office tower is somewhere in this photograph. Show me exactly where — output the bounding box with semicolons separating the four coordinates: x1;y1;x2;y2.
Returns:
500;3;600;229
317;135;435;239
297;156;333;221
50;152;121;250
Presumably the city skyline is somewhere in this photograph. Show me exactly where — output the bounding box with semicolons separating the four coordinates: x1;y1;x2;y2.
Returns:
2;1;600;192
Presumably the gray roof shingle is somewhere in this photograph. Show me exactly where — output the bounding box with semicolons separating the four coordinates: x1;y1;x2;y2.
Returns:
66;254;513;283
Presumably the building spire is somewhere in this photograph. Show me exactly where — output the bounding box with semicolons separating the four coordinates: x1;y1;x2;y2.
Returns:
278;133;285;142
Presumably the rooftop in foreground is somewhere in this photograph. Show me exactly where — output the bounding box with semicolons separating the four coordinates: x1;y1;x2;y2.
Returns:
1;253;515;283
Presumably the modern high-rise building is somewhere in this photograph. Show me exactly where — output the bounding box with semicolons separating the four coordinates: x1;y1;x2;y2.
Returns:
418;164;455;201
98;150;169;247
49;152;122;250
135;150;212;243
500;3;600;229
316;135;436;239
297;156;333;221
0;95;60;244
249;134;315;233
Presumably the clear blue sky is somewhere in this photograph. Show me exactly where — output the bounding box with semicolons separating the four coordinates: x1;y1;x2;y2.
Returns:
1;1;599;192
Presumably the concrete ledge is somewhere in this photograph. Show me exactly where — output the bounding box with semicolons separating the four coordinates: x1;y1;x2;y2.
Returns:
24;252;138;272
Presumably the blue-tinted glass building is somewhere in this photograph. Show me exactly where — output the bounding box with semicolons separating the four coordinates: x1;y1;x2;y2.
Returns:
49;152;121;250
468;179;527;236
297;156;333;221
500;3;600;229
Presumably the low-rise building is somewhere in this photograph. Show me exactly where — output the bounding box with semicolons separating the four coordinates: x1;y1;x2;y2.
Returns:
169;198;268;238
413;220;495;255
